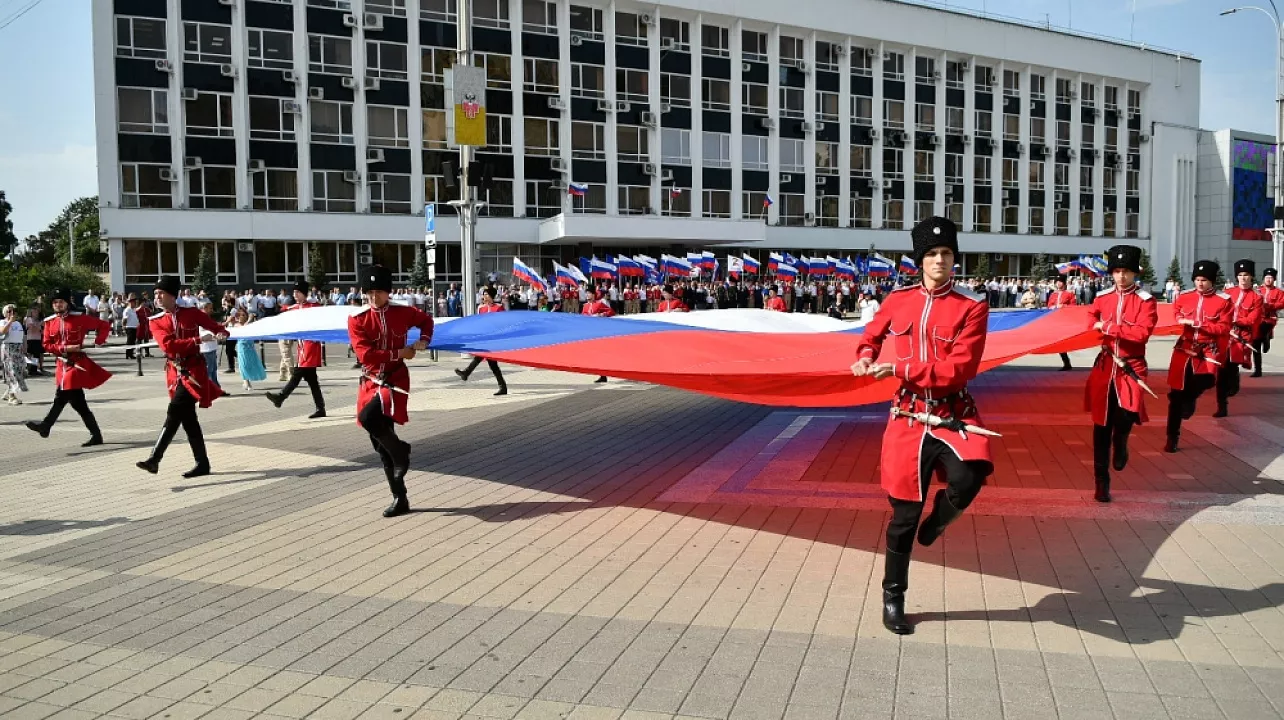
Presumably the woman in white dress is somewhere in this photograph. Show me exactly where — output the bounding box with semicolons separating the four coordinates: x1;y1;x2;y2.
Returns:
1;304;29;404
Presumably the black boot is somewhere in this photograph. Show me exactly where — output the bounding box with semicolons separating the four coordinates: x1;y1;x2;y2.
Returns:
82;435;103;447
916;490;963;547
1164;394;1181;453
25;420;49;439
138;417;180;475
881;550;913;635
266;392;284;408
308;408;326;419
495;384;508;396
1213;400;1228;418
595;376;608;383
454;368;470;381
383;495;410;517
383;458;410;517
1111;424;1131;472
82;412;103;448
182;461;211;479
1093;425;1112;503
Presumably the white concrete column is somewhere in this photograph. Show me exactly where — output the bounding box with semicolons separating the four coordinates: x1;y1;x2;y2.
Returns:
766;24;780;225
603;0;619;214
802;31;816;225
408;2;424;213
729;19;743;220
962;55;975;231
871;41;884;229
231;0;250;209
935;50;946;217
991;60;1004;234
509;0;526;213
1069;72;1081;235
167;0;185;208
293;0;312;210
1018;64;1030;235
352;0;370;212
837;38;851;227
556;0;573;211
903;47;915;229
1093;76;1106;237
648;6;662;214
690;14;703;217
92;0;120;209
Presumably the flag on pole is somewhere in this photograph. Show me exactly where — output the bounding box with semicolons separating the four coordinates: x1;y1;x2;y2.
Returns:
567;181;588;197
768;252;783;272
512;258;547;291
617;256;644;277
776;262;799;280
566;261;589;284
898;255;919;274
742;254;761;274
868;254;895;277
661;254;694;276
553;262;579;285
727;255;744;277
590;256;618;280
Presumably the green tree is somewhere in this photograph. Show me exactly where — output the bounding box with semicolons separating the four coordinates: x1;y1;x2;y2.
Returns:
1215;257;1227;288
972;254;992;280
409;246;430;287
1138;250;1157;287
1030;253;1054;279
1165;256;1183;291
306;242;328;292
0;261;108;310
191;245;218;294
0;191;18;259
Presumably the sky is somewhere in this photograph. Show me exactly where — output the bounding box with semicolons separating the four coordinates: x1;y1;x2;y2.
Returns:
0;0;1277;238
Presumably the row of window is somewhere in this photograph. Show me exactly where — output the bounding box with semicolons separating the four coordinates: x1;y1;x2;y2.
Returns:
117;11;1144;110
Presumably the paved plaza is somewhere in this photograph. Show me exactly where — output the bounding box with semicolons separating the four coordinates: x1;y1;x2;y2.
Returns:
2;338;1284;719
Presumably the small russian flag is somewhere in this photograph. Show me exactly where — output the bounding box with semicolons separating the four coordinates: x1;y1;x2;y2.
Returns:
763;194;774;208
567;181;589;197
776;262;799;279
742;254;761;274
670;187;683;199
512;258;547;291
898;255;919;274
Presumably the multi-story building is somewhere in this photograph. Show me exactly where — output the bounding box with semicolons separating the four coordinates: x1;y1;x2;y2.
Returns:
1193;129;1277;275
95;0;1200;293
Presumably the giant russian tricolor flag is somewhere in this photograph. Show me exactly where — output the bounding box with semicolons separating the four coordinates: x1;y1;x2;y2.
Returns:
232;304;1182;408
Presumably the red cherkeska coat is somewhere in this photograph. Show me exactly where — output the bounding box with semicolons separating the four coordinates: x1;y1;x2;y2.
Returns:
348;304;434;425
43;313;112;391
657;299;688;313
150;308;229;408
1046;290;1077;309
764;296;787;312
1167;289;1232;390
855;281;992;503
1256;284;1284;337
282;301;323;368
478;302;503;315
1224;286;1264;368
581;299;615;317
1084;285;1158;426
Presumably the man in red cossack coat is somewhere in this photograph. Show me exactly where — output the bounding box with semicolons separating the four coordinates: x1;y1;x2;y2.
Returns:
1085;245;1158;503
582;286;614;383
25;288;111;447
656;284;688;313
851;217;993;636
454;286;508;396
1252;267;1284;377
1164;260;1231;453
267;280;327;418
136;276;230;478
348;265;434;517
1046;274;1077;371
1216;259;1264;417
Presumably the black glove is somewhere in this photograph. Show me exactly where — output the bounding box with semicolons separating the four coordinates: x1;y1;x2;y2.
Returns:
938;416;968;433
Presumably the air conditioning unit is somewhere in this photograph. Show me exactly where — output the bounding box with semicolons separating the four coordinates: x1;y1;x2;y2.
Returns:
865;47;876;58
596;99;614;112
550;180;567;191
219;64;237;78
615;101;630;112
547;96;566;110
781;174;793;183
365;77;381;91
793;59;808;72
308;87;324;100
741;62;752;73
1016;143;1026;155
551;157;567;171
1069;89;1078;100
660;169;674;182
869;128;880;140
800;122;815;132
366;148;385;163
159;168;178;182
641;111;658;126
639;12;655;25
343;13;357;27
959;60;969;72
815;176;828;186
929;135;940;147
155;59;173;73
804;212;815;226
570;35;583;46
643;163;658;176
184;156;202;169
283;70;299;83
181;87;199;101
343;170;361;183
759;117;776;130
660;103;672;114
883;51;893;61
890;131;905;144
1139;133;1150;143
931;70;942;82
660;37;676;51
963;135;973;145
358;242;372;253
882;178;893;189
1056;192;1069;204
364;12;383;30
341;77;358;89
248;159;266;171
833;45;847;56
368;172;384;184
237;242;253;252
284;100;302;113
1067;149;1077;159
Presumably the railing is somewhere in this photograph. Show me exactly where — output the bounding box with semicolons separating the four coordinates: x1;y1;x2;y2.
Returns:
887;0;1194;58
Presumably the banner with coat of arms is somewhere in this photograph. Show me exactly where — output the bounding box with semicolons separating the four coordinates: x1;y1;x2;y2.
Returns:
446;64;487;147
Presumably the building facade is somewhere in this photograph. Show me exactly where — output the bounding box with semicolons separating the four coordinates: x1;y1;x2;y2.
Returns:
95;0;1201;293
1193;129;1276;276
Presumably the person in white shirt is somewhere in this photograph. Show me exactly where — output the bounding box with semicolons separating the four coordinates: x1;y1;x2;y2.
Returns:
176;290;196;308
260;290;279;316
858;293;880;324
82;292;100;313
123;298;142;359
1;304;27;404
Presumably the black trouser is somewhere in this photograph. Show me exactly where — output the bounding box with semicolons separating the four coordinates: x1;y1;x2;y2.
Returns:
1093;384;1137;480
461;356;505;389
1253;327;1273;373
42;388;101;438
1166;365;1215;443
224;340;237;372
885;435;988;554
125;328;138;359
280;367;324;410
359;397;408;497
1059;352;1072;368
1216;361;1241;408
147;385;206;465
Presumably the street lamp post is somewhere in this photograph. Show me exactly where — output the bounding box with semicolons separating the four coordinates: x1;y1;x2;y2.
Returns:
1222;5;1284;271
67;213;77;268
